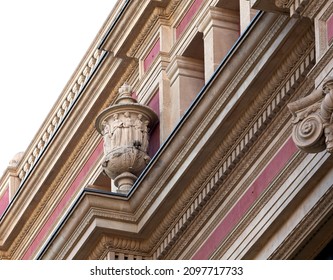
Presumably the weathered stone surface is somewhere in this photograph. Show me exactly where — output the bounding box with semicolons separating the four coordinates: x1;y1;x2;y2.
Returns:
96;84;159;193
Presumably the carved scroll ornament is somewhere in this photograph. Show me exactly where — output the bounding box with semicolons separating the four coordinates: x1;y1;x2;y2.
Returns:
96;84;158;193
288;77;333;153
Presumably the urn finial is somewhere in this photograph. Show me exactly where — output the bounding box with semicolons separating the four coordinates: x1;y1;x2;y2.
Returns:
95;83;159;194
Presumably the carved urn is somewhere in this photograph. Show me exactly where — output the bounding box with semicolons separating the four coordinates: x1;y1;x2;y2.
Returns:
95;84;159;194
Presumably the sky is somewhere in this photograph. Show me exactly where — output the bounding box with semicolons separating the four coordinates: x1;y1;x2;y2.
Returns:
0;0;118;174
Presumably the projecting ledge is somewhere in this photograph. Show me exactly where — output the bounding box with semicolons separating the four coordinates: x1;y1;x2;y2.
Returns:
250;0;289;13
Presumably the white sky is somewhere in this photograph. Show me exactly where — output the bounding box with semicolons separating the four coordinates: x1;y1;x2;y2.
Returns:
0;0;118;174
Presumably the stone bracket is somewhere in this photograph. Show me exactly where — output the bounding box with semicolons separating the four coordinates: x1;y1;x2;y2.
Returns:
288;77;333;153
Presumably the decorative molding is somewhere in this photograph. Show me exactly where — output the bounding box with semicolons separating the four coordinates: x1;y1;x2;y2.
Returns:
8;7;319;261
88;17;316;260
275;0;327;19
210;130;305;260
127;7;164;59
269;182;333;259
155;25;315;260
129;15;290;242
300;0;327;20
16;49;105;183
166;35;315;260
89;235;151;260
2;58;138;260
288;77;333;153
8;125;99;260
126;0;183;58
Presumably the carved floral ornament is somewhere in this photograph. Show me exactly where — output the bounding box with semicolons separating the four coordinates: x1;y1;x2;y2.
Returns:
288;77;333;153
95;84;158;193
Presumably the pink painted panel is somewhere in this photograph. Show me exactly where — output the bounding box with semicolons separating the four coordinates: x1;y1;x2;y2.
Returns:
0;187;9;217
22;140;104;259
327;14;333;44
143;39;160;72
192;137;298;259
132;91;138;100
176;0;203;39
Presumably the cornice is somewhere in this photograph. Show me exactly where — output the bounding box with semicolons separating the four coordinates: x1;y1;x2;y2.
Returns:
197;6;239;36
16;49;105;183
210;126;304;260
19;8;317;261
83;14;315;260
275;0;327;19
269;177;333;259
1;57;138;259
166;27;315;260
127;13;291;233
126;7;165;59
104;0;184;59
8;124;99;259
57;207;142;260
37;12;283;260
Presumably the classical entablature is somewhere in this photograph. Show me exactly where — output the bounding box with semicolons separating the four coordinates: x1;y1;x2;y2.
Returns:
1;0;333;260
37;10;319;260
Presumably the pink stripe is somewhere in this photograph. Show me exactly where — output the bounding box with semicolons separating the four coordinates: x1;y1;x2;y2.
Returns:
192;137;298;259
327;14;333;43
22;140;103;259
176;0;203;39
0;187;9;217
144;39;160;72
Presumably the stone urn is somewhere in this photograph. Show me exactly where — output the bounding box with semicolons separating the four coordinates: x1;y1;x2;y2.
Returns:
95;84;159;194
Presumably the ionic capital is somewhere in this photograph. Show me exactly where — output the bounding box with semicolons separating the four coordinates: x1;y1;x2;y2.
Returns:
288;77;333;153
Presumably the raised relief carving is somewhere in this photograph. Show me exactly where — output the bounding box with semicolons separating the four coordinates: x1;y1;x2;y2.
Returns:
275;0;326;19
321;79;333;152
96;84;158;194
275;0;291;9
288;77;333;153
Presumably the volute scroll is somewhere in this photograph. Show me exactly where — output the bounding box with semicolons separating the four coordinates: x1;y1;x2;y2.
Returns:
288;77;333;153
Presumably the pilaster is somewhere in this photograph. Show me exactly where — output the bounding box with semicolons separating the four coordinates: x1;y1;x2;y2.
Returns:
166;56;204;129
198;7;239;82
159;24;173;53
239;0;258;33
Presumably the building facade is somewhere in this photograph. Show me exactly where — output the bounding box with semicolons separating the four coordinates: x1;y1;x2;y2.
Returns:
0;0;333;260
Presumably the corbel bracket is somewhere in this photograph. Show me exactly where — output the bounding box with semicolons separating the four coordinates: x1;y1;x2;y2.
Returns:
288;77;333;153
